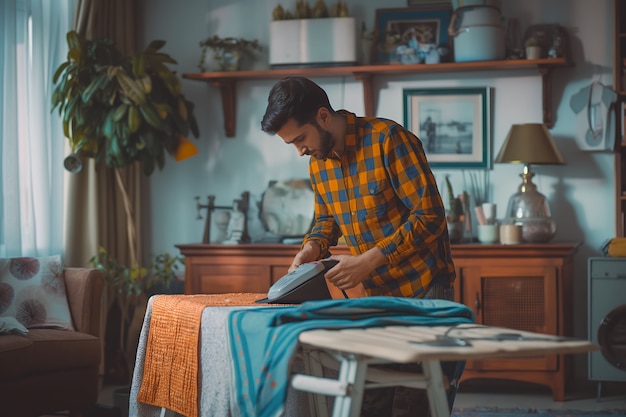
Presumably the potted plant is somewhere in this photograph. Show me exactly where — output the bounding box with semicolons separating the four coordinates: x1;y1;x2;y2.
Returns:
90;247;183;410
90;247;183;374
269;0;356;67
52;29;199;262
524;37;542;59
198;35;262;72
52;30;199;381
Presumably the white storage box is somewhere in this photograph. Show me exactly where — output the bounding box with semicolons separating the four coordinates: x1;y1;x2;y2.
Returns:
269;17;356;67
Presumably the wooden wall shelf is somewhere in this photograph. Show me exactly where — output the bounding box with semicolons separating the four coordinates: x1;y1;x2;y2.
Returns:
183;57;572;137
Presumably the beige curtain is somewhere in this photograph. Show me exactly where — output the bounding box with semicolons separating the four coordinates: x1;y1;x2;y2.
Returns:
64;0;142;270
63;0;143;380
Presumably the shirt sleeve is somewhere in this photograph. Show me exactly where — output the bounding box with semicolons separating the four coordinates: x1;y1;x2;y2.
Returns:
374;125;448;266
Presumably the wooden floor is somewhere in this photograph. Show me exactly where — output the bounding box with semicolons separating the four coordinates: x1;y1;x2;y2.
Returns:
91;379;626;416
453;379;626;412
37;379;625;416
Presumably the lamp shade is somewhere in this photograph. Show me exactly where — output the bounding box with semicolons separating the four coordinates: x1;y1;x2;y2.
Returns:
495;123;565;165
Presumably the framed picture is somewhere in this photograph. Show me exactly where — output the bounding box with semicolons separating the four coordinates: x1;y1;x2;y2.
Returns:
403;87;492;169
374;5;453;64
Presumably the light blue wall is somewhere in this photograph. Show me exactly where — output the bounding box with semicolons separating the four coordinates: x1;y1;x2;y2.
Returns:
139;0;614;367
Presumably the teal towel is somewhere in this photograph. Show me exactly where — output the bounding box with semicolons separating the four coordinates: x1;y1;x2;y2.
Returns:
227;297;475;417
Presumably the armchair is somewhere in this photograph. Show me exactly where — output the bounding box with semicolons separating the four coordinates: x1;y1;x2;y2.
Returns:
0;267;105;417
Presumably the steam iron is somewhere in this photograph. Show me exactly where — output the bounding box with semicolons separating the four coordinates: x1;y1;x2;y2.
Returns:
256;259;338;304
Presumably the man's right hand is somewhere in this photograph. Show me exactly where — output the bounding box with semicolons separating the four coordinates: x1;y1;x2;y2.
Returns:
288;240;321;272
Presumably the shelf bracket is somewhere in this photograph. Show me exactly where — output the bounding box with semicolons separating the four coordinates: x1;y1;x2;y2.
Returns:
211;79;237;137
353;72;375;116
539;66;554;128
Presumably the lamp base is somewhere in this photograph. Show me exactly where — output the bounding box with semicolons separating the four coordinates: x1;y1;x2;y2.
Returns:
512;217;556;243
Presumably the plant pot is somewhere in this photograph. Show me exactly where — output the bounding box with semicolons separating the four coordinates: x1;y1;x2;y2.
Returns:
217;49;241;71
269;17;356;67
526;45;542;59
113;387;130;417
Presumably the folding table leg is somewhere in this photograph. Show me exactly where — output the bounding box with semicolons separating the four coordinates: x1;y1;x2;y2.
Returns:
159;408;178;417
331;353;369;417
421;360;451;417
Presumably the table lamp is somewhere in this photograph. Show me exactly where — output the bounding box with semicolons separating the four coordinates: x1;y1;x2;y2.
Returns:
495;123;565;242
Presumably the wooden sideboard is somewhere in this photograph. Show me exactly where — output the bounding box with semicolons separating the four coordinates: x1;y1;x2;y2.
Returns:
176;241;579;400
176;243;352;294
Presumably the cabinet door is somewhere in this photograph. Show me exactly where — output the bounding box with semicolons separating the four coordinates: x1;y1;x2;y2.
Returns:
460;264;558;371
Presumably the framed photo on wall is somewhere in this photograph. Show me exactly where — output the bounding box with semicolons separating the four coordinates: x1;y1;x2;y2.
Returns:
374;5;453;64
403;87;492;169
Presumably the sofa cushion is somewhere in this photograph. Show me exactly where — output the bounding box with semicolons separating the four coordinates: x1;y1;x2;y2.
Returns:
0;255;75;330
0;328;99;380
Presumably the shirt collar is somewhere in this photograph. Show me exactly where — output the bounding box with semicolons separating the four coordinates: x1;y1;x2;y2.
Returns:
331;110;357;160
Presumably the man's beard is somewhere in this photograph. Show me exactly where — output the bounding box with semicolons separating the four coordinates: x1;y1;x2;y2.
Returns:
314;123;334;160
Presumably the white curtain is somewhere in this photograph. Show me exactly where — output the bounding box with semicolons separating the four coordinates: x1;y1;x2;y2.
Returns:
0;0;75;257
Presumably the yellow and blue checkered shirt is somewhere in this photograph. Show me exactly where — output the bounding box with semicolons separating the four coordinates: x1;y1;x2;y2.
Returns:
304;111;456;298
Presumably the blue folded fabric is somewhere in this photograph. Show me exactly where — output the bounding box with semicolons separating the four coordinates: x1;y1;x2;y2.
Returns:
227;297;475;417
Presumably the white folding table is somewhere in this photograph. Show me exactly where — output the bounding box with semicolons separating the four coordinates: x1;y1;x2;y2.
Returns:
294;324;598;417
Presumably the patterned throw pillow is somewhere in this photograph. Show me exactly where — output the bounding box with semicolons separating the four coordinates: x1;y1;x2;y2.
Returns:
0;255;75;330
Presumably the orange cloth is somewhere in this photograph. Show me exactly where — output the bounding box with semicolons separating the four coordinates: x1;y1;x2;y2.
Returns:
136;293;268;417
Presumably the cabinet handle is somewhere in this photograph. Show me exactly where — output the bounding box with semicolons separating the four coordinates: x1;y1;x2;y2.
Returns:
474;292;481;311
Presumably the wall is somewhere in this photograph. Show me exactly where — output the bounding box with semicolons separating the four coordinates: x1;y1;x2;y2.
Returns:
140;0;614;379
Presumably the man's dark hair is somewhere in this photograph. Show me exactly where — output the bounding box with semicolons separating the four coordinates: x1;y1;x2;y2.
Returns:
261;77;334;135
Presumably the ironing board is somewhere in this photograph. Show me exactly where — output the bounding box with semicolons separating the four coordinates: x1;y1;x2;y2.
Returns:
294;324;597;417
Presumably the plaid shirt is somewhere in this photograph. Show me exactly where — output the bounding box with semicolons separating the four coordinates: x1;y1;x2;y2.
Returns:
304;111;456;298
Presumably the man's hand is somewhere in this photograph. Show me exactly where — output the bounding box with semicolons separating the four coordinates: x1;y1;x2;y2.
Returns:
288;241;321;272
324;247;386;290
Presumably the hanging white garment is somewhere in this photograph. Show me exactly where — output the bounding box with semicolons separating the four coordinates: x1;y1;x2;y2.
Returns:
569;80;618;151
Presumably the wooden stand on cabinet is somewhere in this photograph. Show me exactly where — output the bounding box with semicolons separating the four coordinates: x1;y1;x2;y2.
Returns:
177;242;579;400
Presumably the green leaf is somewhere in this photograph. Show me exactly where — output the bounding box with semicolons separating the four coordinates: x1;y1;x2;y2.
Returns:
103;112;116;139
112;103;129;122
146;40;166;52
131;54;146;76
81;73;108;104
128;105;141;133
66;31;81;51
52;61;70;84
138;103;164;130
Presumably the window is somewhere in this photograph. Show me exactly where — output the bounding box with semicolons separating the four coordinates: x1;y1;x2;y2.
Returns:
0;0;75;257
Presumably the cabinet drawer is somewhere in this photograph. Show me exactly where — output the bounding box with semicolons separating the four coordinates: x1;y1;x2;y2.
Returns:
190;264;271;294
589;258;626;278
